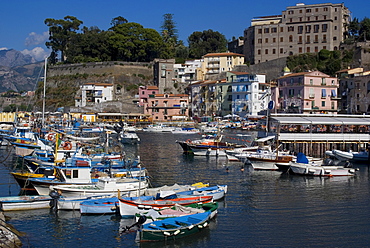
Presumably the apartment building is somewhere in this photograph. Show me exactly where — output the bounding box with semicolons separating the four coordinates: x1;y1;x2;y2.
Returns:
201;52;245;79
273;70;339;114
336;68;370;114
75;82;114;108
243;3;350;64
173;59;203;84
143;93;189;121
138;85;159;107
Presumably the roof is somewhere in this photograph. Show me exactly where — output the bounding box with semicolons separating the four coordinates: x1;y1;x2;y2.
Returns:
271;115;370;125
229;71;250;75
278;71;331;79
204;52;244;57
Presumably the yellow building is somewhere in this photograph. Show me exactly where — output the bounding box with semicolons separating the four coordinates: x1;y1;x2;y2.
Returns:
201;52;245;80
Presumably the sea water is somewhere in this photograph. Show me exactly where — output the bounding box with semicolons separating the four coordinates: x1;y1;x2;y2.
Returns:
1;130;370;247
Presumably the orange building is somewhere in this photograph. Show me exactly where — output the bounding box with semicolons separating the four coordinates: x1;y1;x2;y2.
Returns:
143;93;189;121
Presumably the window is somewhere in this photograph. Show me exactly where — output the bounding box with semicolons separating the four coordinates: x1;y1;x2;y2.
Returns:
265;38;268;43
264;28;269;33
306;35;310;43
257;49;261;55
314;35;319;43
271;27;277;33
288;26;294;32
322;24;328;32
298;26;303;34
272;49;276;54
321;78;326;85
306;9;311;13
289;35;293;42
280;48;284;54
323;34;327;42
331;89;337;97
265;49;268;54
315;46;318;52
334;26;337;30
280;37;284;42
322;101;326;107
307;47;310;53
310;79;313;85
298;36;302;43
306;25;311;33
322;89;326;97
258;38;262;43
273;37;276;42
258;29;262;34
299;47;302;53
280;27;284;32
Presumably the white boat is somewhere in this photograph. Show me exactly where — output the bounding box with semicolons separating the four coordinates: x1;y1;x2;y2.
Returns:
331;149;369;163
56;194;115;211
51;177;149;198
143;124;174;133
171;127;200;134
119;130;140;144
0;195;51;211
176;185;227;201
244;149;294;171
289;153;358;176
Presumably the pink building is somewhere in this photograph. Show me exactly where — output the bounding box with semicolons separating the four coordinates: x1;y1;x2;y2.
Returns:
143;93;189;121
273;71;339;114
139;85;159;107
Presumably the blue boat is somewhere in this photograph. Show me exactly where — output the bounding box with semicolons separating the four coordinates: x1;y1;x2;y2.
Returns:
138;211;211;242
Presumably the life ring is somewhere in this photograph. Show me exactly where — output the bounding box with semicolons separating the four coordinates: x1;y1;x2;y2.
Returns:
46;133;56;142
62;141;72;150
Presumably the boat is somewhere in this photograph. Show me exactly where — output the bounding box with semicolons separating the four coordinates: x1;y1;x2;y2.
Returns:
0;195;51;211
143;124;175;133
79;196;120;214
171;127;200;134
244;148;294;171
288;153;358;176
51;177;149;198
119;130;140;144
119;195;213;217
136;202;218;224
176;185;227;201
331;149;369;163
176;135;246;156
137;211;211;242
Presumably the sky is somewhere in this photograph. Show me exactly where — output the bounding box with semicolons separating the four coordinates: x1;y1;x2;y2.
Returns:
1;0;368;61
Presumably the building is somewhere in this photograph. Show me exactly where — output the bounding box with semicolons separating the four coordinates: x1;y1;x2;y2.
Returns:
153;58;176;94
243;3;350;64
75;82;114;108
138;85;159;107
201;52;245;80
273;70;339;114
227;71;268;118
173;59;203;84
336;68;370;114
143;93;189;121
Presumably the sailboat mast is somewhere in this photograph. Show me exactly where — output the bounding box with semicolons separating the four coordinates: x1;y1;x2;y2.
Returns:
42;57;47;128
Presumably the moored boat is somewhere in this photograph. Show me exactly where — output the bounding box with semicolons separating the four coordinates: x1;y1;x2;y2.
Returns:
137;211;211;242
0;195;51;211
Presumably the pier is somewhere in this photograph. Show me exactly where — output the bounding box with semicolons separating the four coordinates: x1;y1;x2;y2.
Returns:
269;114;370;158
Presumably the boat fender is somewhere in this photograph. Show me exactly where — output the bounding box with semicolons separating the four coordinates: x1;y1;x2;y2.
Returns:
188;225;194;230
163;231;171;236
49;190;61;212
173;230;181;235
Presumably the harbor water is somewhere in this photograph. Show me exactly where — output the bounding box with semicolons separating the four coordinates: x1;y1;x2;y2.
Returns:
1;130;370;247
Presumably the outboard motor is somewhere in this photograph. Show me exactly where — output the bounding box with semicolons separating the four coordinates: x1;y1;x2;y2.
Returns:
49;190;61;212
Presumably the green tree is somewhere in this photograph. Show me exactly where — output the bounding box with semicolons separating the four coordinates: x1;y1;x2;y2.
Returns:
66;26;112;63
44;16;83;63
109;22;165;62
188;30;227;58
110;16;128;28
359;17;370;41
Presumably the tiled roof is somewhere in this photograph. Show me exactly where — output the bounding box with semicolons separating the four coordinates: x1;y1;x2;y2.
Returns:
204;52;244;57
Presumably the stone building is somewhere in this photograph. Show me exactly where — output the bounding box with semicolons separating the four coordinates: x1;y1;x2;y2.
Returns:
243;3;350;64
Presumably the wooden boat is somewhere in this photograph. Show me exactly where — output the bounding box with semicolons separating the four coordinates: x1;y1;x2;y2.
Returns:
137;211;211;242
51;177;148;198
136;202;218;224
243;149;294;170
119;195;213;217
289;153;358;176
0;195;51;211
176;185;227;201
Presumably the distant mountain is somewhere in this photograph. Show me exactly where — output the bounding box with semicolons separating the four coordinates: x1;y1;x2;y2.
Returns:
0;49;35;67
0;49;42;92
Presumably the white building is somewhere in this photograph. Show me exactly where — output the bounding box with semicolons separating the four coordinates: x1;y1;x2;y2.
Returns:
174;59;203;84
75;82;114;107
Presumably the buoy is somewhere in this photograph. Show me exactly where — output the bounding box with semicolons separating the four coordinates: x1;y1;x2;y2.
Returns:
62;141;72;150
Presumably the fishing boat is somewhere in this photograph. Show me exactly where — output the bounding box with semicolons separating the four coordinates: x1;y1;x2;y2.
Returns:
119;195;213;218
176;185;227;201
136;202;219;224
289;153;358;176
79;196;120;214
0;195;51;211
137;211;211;242
119;130;140;144
51;177;149;198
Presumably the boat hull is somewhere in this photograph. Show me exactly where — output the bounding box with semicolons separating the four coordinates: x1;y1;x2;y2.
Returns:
0;195;51;211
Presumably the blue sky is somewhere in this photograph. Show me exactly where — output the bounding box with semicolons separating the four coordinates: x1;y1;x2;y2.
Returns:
1;0;368;61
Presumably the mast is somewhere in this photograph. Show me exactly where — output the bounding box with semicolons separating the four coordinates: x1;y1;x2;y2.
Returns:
42;57;48;128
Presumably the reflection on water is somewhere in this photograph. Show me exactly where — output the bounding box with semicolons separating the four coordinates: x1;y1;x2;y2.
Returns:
1;131;370;247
